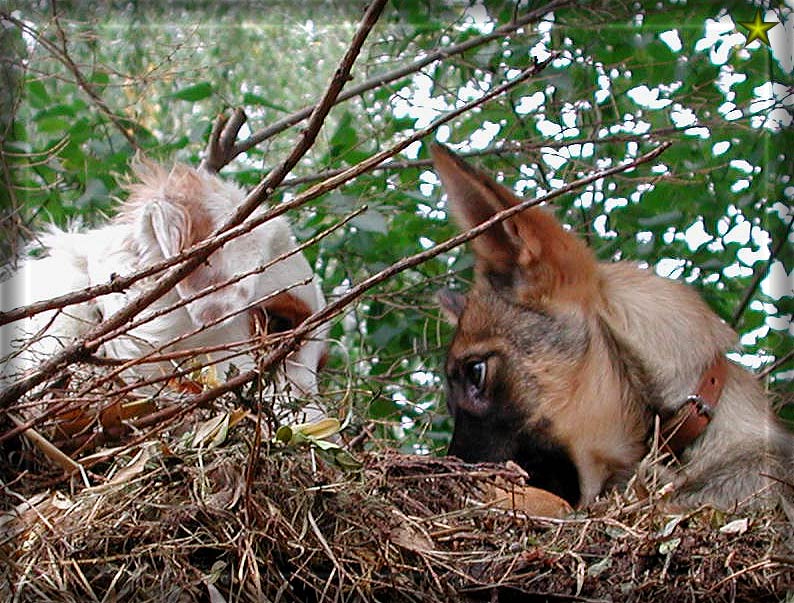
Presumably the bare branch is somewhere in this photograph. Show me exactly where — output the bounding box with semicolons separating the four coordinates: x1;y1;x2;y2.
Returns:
2;51;550;411
50;141;671;444
4;139;670;454
0;1;574;329
280;128;684;188
759;348;794;380
294;141;673;343
200;108;248;173
2;49;542;403
231;0;389;224
87;206;363;359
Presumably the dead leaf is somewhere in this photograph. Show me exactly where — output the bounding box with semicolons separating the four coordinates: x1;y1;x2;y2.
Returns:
485;482;573;518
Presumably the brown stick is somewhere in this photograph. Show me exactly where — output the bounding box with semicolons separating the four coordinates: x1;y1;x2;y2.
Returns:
225;0;389;227
0;126;679;330
280;128;685;188
0;59;562;447
6;142;670;451
87;207;363;350
201;108;248;173
2;10;141;151
1;53;554;412
294;141;674;344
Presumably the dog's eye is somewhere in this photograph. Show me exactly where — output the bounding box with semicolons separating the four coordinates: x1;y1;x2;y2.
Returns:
464;359;487;391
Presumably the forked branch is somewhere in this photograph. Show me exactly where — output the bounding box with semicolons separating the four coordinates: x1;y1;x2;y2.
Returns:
201;108;249;173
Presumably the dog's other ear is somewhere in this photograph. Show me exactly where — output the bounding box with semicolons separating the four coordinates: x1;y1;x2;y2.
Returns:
437;288;466;326
128;164;231;326
431;144;598;306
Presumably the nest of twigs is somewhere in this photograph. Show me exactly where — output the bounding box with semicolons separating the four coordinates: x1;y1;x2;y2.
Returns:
1;406;793;603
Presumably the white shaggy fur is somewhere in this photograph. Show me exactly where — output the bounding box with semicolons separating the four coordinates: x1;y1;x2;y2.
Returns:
1;162;327;422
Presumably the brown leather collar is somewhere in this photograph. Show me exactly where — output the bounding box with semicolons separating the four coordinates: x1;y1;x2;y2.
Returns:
660;355;728;457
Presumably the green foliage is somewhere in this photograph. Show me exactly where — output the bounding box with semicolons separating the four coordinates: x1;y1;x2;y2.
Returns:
2;0;792;451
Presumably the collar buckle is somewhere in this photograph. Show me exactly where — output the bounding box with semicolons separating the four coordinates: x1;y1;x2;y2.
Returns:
659;356;728;457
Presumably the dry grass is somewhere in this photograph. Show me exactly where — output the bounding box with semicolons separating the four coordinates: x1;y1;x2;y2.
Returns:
1;404;793;603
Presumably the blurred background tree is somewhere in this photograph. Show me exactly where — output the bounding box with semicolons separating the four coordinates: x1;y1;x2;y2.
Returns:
2;0;792;453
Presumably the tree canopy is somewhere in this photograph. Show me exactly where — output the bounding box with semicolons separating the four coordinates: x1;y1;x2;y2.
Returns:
1;0;792;451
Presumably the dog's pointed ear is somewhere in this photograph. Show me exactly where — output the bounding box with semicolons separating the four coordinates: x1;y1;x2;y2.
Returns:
431;144;598;305
431;144;520;275
437;287;466;326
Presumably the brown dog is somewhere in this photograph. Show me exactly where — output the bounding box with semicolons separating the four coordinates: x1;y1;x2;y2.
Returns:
433;144;793;510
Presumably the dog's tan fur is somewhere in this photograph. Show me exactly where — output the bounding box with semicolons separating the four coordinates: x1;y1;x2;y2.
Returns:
434;144;793;509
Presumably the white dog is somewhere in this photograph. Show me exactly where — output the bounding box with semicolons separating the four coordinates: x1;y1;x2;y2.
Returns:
1;161;327;423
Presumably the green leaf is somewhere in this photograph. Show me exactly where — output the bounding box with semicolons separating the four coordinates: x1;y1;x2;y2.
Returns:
26;80;50;108
242;92;289;112
35;116;69;133
637;210;683;228
169;82;213;101
90;71;110;85
351;209;388;234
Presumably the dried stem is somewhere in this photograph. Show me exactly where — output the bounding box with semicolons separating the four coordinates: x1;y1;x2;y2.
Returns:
1;51;554;413
226;0;388;226
294;142;673;345
759;348;794;380
201;108;248;173
87;207;363;350
0;0;572;328
280;128;683;189
1;10;140;151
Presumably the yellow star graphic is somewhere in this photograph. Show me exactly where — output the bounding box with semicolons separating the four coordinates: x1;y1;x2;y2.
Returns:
736;8;778;47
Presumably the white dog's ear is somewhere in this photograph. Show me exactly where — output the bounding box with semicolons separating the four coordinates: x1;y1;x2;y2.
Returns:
143;198;191;258
127;165;233;327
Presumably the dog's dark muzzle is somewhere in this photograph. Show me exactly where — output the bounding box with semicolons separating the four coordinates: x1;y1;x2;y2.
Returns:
448;416;582;507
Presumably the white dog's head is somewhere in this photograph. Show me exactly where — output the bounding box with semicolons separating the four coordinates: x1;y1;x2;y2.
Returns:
3;162;328;421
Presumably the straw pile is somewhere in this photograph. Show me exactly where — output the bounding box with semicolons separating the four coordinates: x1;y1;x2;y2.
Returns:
2;409;792;603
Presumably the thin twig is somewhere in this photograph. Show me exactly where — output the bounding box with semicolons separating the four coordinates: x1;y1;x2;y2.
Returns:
0;54;578;415
731;216;794;327
5;142;671;450
87;207;363;350
280;128;683;188
759;348;794;380
294;142;672;344
0;0;576;329
201;108;248;173
5;9;141;151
